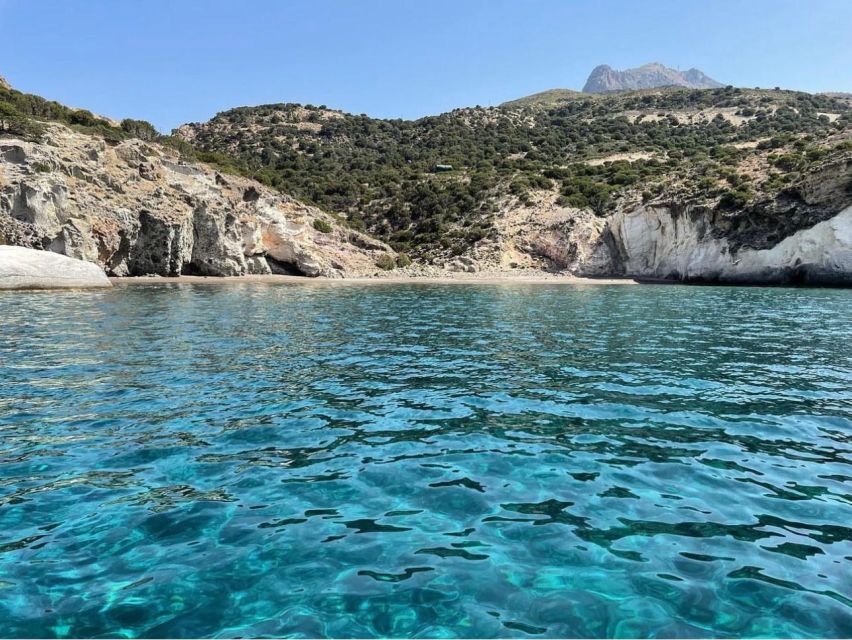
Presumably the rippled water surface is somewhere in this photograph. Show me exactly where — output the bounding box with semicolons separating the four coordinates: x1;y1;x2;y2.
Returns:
1;282;851;638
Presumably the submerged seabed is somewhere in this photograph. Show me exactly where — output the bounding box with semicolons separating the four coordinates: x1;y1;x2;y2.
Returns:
1;283;850;638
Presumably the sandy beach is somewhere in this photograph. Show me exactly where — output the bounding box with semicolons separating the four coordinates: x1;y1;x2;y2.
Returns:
110;273;639;286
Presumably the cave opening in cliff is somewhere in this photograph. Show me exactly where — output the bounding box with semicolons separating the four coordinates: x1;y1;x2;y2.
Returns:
788;265;810;286
180;262;205;276
265;256;308;277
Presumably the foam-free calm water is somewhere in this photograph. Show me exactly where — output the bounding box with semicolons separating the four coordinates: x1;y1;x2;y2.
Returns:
1;283;851;638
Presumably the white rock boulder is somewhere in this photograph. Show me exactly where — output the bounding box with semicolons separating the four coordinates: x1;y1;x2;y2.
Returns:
0;246;111;290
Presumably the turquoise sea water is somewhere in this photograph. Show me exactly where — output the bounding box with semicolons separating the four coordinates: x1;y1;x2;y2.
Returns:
1;282;851;638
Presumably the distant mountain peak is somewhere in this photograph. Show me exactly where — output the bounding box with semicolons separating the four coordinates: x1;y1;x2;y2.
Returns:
582;62;723;93
0;75;10;90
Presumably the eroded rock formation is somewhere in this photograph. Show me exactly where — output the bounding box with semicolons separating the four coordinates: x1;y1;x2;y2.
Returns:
456;158;852;285
0;124;394;277
2;121;850;285
580;158;852;284
594;203;852;285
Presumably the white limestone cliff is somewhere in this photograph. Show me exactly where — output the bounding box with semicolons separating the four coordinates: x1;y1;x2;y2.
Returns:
590;204;852;285
0;124;394;278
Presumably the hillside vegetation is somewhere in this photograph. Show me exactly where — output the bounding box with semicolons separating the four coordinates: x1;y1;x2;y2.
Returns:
0;84;250;177
176;87;852;260
3;81;852;265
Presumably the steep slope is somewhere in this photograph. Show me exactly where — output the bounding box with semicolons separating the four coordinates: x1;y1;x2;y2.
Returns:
582;63;723;93
0;85;396;277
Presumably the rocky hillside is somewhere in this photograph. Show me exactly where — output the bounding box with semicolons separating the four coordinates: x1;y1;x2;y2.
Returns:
582;63;723;93
0;86;398;278
2;77;852;284
175;86;852;282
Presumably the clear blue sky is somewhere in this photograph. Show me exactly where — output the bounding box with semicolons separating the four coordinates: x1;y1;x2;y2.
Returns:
2;0;851;133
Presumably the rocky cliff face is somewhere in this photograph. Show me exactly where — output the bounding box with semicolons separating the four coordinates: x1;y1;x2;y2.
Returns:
3;82;850;285
583;63;723;93
590;157;852;284
0;124;394;277
593;203;852;285
453;156;852;285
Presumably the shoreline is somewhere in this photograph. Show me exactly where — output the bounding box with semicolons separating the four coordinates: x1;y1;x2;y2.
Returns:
110;273;639;286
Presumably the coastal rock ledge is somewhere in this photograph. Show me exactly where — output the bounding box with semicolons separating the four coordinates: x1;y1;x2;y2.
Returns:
0;245;111;289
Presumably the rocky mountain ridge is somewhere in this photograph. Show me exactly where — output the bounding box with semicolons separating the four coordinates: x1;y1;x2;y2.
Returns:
582;63;723;93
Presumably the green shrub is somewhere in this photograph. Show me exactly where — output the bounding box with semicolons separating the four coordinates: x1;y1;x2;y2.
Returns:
718;189;752;209
762;171;786;193
0;103;45;139
375;253;396;270
697;177;716;191
120;118;158;141
396;253;412;268
312;218;333;233
769;153;801;172
804;146;828;162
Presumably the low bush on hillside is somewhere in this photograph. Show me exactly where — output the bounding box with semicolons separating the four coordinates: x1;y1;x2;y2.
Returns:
375;253;396;270
312;218;333;233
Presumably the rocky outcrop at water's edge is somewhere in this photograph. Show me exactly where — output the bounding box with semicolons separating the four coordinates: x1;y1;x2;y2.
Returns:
593;203;852;285
0;245;111;289
435;158;852;286
577;158;852;285
0;124;394;278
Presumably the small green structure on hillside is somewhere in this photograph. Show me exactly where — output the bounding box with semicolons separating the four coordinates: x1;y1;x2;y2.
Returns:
434;164;454;172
